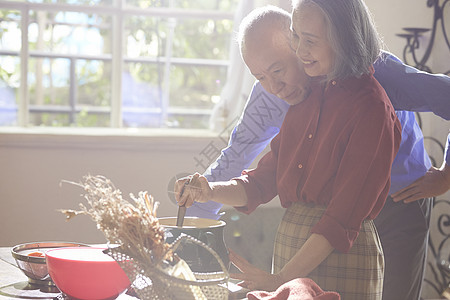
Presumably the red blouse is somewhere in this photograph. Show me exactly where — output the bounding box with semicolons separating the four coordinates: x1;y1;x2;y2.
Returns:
235;70;402;252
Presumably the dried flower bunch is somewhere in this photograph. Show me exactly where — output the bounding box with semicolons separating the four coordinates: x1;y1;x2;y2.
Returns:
60;175;229;300
60;175;172;265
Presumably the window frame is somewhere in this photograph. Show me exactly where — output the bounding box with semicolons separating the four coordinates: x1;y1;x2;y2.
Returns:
0;0;235;128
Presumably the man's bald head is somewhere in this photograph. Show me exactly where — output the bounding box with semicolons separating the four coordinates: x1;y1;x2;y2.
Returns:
237;5;292;56
236;5;310;106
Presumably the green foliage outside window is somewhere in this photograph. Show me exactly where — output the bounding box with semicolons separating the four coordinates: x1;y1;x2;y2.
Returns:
0;0;240;128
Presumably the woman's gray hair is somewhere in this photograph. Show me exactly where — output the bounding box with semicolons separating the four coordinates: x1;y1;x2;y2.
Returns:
293;0;382;80
237;5;291;54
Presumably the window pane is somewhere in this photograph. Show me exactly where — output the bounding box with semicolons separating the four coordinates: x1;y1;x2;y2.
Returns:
28;57;112;127
173;18;233;59
167;64;226;128
172;0;239;11
29;112;69;126
25;0;113;5
169;64;226;109
125;15;165;58
0;10;21;52
122;62;163;128
28;10;112;56
0;10;20;126
168;113;209;129
0;56;19;126
125;0;238;11
29;57;70;107
77;59;111;107
28;57;70;126
75;110;110;127
125;0;165;8
76;59;111;124
28;109;109;127
0;1;239;129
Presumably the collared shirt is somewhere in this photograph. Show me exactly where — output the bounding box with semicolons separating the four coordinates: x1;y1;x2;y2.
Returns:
187;51;450;220
233;72;401;253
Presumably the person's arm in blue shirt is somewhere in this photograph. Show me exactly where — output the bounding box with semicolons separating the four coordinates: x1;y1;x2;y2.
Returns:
185;82;289;219
374;51;450;119
391;133;450;203
374;51;450;202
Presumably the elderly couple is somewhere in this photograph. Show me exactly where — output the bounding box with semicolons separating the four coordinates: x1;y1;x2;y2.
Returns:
173;0;450;299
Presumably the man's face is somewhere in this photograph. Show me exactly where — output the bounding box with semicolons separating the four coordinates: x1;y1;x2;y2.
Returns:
242;29;310;106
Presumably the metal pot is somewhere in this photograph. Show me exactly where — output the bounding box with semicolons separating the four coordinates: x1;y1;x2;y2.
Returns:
158;217;229;273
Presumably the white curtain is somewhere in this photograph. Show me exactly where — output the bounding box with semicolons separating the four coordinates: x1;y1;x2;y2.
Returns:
208;0;255;132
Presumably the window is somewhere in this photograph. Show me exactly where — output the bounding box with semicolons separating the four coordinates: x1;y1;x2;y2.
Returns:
0;0;239;129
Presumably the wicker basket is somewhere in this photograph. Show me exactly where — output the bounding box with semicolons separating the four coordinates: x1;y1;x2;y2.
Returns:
105;234;229;300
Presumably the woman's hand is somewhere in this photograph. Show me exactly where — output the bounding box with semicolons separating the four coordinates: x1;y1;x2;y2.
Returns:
175;174;249;208
229;248;284;292
174;173;212;207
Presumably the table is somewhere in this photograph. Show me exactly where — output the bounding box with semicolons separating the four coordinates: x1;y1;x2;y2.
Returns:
0;246;59;299
0;246;139;299
0;246;247;300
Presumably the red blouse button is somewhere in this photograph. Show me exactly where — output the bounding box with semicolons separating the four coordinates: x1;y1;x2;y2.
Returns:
298;164;303;169
308;134;313;139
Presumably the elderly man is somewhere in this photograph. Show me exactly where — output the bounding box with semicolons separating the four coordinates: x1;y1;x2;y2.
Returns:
185;5;450;300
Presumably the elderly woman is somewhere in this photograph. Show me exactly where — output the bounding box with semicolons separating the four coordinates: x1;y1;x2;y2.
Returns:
175;0;401;298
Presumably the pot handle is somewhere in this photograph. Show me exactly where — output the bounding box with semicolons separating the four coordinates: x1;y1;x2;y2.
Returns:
199;231;216;248
170;233;229;278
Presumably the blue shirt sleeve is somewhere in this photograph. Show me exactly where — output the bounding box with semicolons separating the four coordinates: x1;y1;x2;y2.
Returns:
445;133;450;165
186;82;289;219
389;110;432;194
374;51;450;166
374;51;450;120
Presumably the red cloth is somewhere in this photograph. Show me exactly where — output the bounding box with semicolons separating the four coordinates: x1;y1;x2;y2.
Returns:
235;69;401;252
247;278;341;300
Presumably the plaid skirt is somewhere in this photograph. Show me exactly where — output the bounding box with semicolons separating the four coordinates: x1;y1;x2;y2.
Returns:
273;202;384;300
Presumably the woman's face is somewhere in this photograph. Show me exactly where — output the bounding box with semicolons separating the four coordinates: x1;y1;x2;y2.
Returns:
290;4;334;78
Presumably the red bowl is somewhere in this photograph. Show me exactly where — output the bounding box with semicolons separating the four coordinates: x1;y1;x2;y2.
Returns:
46;247;131;300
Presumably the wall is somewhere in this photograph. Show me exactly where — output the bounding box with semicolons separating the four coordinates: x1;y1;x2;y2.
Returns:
0;129;229;246
0;128;272;247
0;0;449;297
